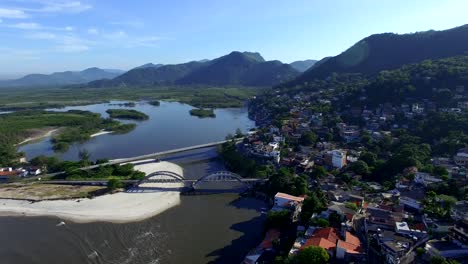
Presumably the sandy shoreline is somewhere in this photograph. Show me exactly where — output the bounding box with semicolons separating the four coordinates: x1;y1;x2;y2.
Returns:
0;191;181;223
90;130;113;138
17;128;59;145
0;161;185;223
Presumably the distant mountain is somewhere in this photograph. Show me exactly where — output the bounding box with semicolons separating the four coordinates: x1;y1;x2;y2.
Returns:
289;24;468;86
289;59;317;72
0;67;124;87
88;61;206;87
177;51;299;87
89;51;299;88
133;63;164;70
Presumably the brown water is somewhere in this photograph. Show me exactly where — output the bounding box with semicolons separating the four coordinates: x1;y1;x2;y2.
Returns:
0;148;266;264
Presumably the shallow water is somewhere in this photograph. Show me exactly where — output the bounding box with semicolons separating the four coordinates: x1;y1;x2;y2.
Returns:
0;148;266;264
19;101;255;161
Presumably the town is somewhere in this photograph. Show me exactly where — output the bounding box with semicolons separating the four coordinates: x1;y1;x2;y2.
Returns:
233;62;468;264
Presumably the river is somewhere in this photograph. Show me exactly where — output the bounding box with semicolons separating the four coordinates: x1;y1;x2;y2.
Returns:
3;101;265;264
18;101;255;161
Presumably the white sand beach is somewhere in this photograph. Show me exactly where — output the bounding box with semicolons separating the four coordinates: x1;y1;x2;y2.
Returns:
90;130;113;138
0;161;185;223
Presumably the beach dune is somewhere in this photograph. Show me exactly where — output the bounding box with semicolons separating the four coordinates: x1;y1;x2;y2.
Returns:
0;161;185;223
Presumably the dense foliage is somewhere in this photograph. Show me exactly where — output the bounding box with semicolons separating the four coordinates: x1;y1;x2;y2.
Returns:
189;108;216;118
106;109;149;120
0;110;134;165
289;25;468;85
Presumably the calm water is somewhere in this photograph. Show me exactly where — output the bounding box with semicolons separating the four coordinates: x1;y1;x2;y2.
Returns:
0;148;266;264
6;102;263;264
19;101;255;161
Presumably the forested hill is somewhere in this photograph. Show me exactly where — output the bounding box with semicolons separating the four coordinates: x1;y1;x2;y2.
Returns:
88;61;206;87
288;24;468;87
176;52;299;87
0;67;124;87
277;55;468;107
88;51;299;88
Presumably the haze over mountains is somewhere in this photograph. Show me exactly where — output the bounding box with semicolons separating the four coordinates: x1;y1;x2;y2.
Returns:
88;52;301;88
0;68;125;87
2;24;468;90
289;60;318;72
288;24;468;87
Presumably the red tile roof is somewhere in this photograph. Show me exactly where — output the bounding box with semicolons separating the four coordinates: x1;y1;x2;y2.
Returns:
313;227;340;242
345;232;361;246
259;229;281;249
337;240;361;254
302;237;336;250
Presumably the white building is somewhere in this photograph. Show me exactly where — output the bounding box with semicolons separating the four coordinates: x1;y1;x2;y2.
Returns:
331;150;347;169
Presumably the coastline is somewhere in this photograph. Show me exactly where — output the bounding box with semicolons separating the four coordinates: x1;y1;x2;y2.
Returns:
17;128;59;145
90;130;113;138
0;191;181;223
0;161;185;223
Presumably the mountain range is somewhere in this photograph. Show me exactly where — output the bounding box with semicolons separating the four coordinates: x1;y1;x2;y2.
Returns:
288;24;468;87
88;52;301;88
289;60;317;72
0;68;125;87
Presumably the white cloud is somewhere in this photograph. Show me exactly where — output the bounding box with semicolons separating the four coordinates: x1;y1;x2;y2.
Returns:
55;35;92;52
0;19;3;23
9;22;41;29
64;26;73;31
0;8;28;18
26;31;56;39
22;0;92;14
130;36;163;47
110;20;144;28
87;27;98;35
104;30;127;39
56;44;88;52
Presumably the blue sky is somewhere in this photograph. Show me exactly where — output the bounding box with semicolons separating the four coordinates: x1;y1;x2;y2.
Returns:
0;0;467;78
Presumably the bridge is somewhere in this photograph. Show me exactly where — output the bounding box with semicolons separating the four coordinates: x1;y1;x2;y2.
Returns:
43;170;266;193
80;139;241;171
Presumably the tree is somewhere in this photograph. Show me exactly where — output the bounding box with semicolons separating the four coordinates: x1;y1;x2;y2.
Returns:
107;178;122;191
312;166;327;178
433;166;448;177
235;128;243;138
300;132;318;146
78;149;91;165
430;256;460;264
301;194;326;222
290;246;329;264
359;151;377;167
265;210;291;229
350;160;370;175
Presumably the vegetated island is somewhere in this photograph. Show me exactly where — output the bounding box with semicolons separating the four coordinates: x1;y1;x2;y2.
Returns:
189;108;216;118
106;109;149;120
148;100;160;106
0;110;137;159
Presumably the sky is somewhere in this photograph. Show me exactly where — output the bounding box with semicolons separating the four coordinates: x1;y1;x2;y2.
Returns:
0;0;467;78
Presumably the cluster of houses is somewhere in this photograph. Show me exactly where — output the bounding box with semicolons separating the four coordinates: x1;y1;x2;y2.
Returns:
0;166;42;180
242;89;468;263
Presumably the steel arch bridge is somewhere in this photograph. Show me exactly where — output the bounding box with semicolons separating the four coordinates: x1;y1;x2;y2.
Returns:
141;170;185;183
193;171;247;187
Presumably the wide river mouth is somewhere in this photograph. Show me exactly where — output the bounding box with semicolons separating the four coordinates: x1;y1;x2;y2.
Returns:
2;101;265;264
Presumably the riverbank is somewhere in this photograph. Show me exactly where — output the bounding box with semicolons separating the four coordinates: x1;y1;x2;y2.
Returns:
16;128;59;145
90;130;113;138
0;191;181;223
0;161;185;223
